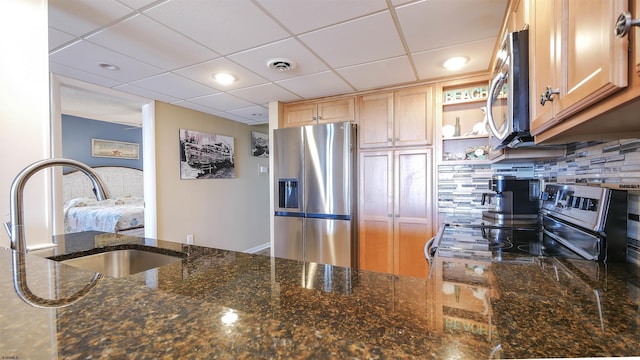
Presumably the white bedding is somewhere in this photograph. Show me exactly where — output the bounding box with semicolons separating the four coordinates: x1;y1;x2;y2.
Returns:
64;196;144;233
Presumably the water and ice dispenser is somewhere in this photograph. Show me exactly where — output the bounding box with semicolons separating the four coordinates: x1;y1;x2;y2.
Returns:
278;178;299;209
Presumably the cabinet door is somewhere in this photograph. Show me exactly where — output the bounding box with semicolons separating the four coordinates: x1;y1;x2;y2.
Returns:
556;0;627;119
635;0;640;77
316;98;355;124
394;86;433;147
358;150;394;274
358;92;393;149
393;149;432;278
282;102;316;128
530;0;560;134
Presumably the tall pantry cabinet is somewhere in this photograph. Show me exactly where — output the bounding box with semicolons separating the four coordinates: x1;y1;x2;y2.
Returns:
357;85;434;278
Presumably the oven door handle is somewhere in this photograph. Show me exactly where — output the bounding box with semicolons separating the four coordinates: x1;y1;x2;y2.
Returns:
425;225;446;279
424;236;436;266
543;228;599;261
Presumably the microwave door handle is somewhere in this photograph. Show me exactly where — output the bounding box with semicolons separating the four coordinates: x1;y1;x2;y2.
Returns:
486;71;509;140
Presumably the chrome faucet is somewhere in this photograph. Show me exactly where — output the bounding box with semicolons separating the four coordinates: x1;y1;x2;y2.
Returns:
5;158;110;308
5;158;110;253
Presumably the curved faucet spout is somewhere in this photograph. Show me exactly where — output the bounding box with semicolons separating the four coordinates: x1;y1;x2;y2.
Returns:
6;158;110;253
5;158;110;308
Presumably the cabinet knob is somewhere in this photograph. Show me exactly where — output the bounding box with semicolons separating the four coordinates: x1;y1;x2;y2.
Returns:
387;137;392;142
388;213;393;218
615;11;640;38
540;86;560;106
395;214;400;218
395;137;399;142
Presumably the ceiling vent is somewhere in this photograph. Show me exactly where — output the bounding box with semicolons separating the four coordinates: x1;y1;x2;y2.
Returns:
267;58;296;72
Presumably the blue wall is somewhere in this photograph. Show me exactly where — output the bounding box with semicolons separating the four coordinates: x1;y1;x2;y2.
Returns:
62;115;143;172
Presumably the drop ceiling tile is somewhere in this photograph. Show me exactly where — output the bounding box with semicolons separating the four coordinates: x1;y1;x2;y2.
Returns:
174;58;268;91
256;0;387;34
412;37;496;80
87;14;219;71
130;72;216;99
49;27;76;51
50;62;124;88
397;0;507;52
276;71;355;99
171;100;220;115
337;56;417;91
299;11;405;68
229;83;301;105
144;0;290;55
49;40;164;83
227;106;270;123
48;0;132;36
228;38;329;81
189;93;257;112
213;111;256;124
114;83;182;104
390;0;415;5
117;0;158;10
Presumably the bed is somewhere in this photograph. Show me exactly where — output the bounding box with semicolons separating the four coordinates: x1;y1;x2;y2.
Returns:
63;166;145;236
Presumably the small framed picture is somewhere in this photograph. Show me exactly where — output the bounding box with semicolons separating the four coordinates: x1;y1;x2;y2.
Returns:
251;131;269;158
91;139;139;159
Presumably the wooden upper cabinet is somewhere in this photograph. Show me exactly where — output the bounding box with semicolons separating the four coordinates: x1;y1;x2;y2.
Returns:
282;102;317;128
530;0;628;135
282;98;355;128
358;85;433;149
529;0;558;133
394;86;433;147
634;0;640;77
359;92;394;149
317;98;355;124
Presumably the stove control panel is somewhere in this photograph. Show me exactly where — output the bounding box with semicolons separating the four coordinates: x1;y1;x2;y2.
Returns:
566;195;598;211
540;184;610;231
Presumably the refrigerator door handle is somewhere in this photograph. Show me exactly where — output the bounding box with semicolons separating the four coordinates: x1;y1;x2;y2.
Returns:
274;211;305;217
306;213;351;221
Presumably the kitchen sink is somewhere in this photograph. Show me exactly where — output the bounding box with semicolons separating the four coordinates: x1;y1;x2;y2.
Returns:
58;249;185;278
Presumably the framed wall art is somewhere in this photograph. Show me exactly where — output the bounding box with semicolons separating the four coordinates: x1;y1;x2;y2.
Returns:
179;128;235;179
91;139;139;159
250;131;269;157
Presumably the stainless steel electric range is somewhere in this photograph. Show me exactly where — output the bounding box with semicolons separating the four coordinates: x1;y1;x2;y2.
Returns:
427;183;628;264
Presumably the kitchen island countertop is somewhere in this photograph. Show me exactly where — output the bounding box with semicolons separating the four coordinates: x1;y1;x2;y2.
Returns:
1;231;639;359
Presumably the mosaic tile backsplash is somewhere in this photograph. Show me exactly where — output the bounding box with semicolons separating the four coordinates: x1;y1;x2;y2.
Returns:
437;139;640;265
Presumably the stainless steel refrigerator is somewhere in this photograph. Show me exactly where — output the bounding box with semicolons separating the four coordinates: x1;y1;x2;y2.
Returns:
273;121;357;268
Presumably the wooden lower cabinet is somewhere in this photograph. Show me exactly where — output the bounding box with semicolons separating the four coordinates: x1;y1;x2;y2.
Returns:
358;148;433;278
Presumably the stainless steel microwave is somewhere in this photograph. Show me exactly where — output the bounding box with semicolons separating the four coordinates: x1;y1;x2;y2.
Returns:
486;29;532;148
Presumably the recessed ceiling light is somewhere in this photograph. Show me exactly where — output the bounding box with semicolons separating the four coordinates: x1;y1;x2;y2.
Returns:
98;62;119;71
213;73;237;85
443;56;468;70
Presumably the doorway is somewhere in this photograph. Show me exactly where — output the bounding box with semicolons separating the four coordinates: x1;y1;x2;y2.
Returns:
50;75;157;238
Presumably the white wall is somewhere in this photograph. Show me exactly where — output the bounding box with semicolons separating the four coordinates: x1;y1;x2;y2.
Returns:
0;0;52;249
154;102;270;251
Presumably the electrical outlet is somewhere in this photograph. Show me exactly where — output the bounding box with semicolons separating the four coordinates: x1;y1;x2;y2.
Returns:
186;234;194;244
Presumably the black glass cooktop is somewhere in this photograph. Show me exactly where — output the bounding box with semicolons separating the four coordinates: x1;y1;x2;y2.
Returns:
437;223;584;261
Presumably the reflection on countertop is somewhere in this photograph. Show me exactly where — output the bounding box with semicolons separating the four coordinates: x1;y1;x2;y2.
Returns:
1;231;639;358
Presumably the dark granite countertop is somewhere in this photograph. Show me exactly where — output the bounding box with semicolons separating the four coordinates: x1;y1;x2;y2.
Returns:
1;231;639;359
